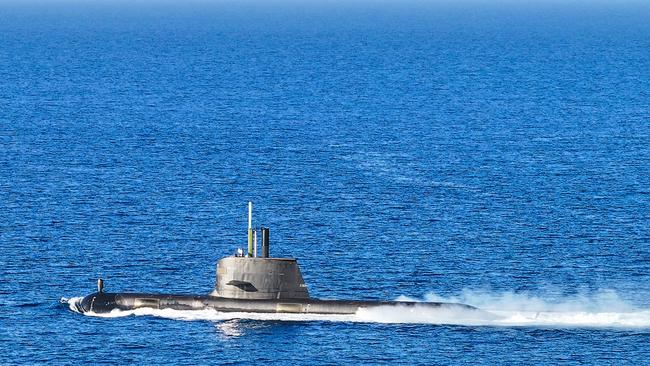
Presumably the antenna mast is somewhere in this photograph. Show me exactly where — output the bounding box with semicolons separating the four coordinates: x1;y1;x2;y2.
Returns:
247;201;253;257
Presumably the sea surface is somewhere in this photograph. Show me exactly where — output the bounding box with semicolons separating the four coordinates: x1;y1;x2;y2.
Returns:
1;0;649;364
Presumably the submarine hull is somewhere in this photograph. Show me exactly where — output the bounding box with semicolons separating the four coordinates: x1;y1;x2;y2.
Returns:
76;292;476;315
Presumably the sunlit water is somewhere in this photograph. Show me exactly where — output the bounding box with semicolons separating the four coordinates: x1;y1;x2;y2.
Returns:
2;0;650;364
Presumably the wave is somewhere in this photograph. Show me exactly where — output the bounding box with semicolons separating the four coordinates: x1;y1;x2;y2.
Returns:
63;289;650;329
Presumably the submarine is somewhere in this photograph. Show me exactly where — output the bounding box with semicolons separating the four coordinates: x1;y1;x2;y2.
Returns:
73;202;475;316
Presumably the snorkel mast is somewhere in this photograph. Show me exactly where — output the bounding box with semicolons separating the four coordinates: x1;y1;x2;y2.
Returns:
247;201;253;257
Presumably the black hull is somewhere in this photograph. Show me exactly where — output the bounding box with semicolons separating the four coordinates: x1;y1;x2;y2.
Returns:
76;292;476;315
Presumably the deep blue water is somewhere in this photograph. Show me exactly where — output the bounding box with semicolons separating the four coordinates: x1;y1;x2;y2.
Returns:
1;0;649;364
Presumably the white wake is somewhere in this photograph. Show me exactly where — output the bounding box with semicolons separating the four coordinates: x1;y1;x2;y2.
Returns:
63;289;650;329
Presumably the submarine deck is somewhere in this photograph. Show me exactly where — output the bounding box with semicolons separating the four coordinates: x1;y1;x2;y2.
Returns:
78;292;476;315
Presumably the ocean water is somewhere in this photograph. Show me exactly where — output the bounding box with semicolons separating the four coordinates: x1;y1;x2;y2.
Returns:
1;0;649;364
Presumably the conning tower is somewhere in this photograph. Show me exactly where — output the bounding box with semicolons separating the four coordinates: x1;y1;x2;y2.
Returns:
210;202;310;300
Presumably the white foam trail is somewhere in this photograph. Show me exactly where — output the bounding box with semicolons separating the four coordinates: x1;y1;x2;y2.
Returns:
416;289;650;328
64;290;650;329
